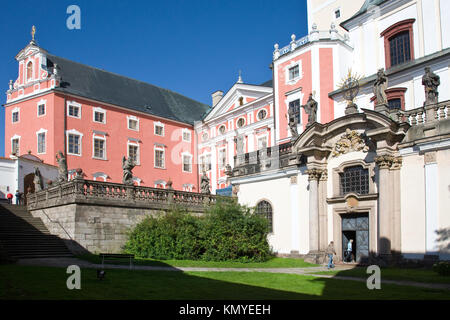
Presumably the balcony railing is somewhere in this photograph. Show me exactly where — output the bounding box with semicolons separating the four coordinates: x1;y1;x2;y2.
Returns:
27;179;231;211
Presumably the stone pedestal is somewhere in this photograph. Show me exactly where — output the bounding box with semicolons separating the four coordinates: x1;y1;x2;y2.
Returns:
374;103;390;117
304;250;327;264
345;102;358;115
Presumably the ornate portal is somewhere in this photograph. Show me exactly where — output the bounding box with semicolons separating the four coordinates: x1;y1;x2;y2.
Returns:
331;129;369;157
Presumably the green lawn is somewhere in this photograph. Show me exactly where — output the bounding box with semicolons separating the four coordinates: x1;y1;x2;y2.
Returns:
1;264;449;300
76;253;317;268
309;267;450;284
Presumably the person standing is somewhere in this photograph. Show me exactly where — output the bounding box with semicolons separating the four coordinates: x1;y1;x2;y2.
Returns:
7;192;13;204
326;241;337;269
346;239;354;263
15;190;22;205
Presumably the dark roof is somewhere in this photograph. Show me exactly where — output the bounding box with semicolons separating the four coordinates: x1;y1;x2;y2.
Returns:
341;0;389;30
259;79;273;88
46;54;211;125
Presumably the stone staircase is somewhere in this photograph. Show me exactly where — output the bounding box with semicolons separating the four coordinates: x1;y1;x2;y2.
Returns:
0;203;73;259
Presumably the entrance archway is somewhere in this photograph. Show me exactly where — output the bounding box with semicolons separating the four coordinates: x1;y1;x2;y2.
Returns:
23;173;35;205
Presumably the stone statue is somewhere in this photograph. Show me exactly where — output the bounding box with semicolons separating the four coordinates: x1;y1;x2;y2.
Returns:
373;68;388;105
200;172;211;194
234;134;245;155
422;67;440;105
288;103;298;138
301;94;318;126
55;151;68;183
122;156;135;185
33;167;44;192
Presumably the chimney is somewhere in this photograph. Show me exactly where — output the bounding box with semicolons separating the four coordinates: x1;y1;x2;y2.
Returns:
211;90;223;107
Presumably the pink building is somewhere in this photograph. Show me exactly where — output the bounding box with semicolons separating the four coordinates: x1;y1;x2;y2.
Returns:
4;38;210;192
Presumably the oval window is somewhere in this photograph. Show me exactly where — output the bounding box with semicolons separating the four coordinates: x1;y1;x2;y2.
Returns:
257;109;267;120
237;118;246;128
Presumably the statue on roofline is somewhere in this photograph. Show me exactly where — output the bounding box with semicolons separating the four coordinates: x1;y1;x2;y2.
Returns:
422;67;440;105
301;93;318;127
373;68;388;105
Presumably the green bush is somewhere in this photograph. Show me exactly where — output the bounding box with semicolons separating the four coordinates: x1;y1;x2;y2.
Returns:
124;201;272;262
432;261;450;276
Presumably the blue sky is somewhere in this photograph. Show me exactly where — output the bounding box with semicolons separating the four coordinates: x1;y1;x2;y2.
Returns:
0;0;308;156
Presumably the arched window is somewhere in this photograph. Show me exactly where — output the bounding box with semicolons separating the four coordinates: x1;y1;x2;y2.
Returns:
26;62;33;81
380;19;415;69
339;166;369;196
256;200;273;233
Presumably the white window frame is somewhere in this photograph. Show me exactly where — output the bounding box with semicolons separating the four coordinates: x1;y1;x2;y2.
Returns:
218;125;226;135
36;128;47;155
236;117;246;128
127;141;140;165
12;107;20;123
127;115;139;131
93;172;108;181
66;129;83;156
154;121;165;136
218;148;227;168
93;107;106;124
181;152;193;173
11;135;20;155
154;146;165;169
154;179;166;188
257;108;268;120
285;60;303;85
26;61;33;82
257;133;269;150
37;99;46;117
67;101;82;119
92;134;107;160
199;153;212;172
182;128;191;142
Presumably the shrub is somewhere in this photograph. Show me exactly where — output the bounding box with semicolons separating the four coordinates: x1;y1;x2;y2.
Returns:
432;261;450;276
124;201;272;262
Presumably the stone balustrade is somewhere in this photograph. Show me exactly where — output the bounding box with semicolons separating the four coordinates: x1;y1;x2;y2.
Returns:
399;100;449;126
27;178;229;212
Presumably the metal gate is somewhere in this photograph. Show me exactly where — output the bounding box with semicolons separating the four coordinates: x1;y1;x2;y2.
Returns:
342;214;369;262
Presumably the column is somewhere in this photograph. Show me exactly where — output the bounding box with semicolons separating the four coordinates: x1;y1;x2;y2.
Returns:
375;155;394;255
290;175;300;253
424;151;438;255
390;157;402;253
318;170;328;251
306;168;321;253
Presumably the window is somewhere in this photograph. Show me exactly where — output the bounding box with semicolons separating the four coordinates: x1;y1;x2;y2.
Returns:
388;98;402;110
128;117;139;131
37;131;46;154
288;99;301;123
334;8;341;19
200;154;212;172
182;130;191;142
289;65;300;80
380;19;415;69
26;62;33;81
218;148;226;168
237;117;246;128
68;102;81;118
257;136;268;149
257;109;267;120
93;137;106;159
11;138;19;155
155;124;164;136
37;103;46;117
128;143;139;165
155;148;165;168
202;132;209;141
218;125;226;135
182;154;192;172
389;31;411;67
339;166;369;196
68;134;81;155
93;108;106;124
12;110;19;123
256;200;273;233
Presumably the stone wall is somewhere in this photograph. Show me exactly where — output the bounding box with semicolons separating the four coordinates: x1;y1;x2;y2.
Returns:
27;179;229;254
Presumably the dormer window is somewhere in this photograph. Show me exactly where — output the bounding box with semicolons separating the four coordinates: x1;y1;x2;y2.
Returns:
26;61;33;81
